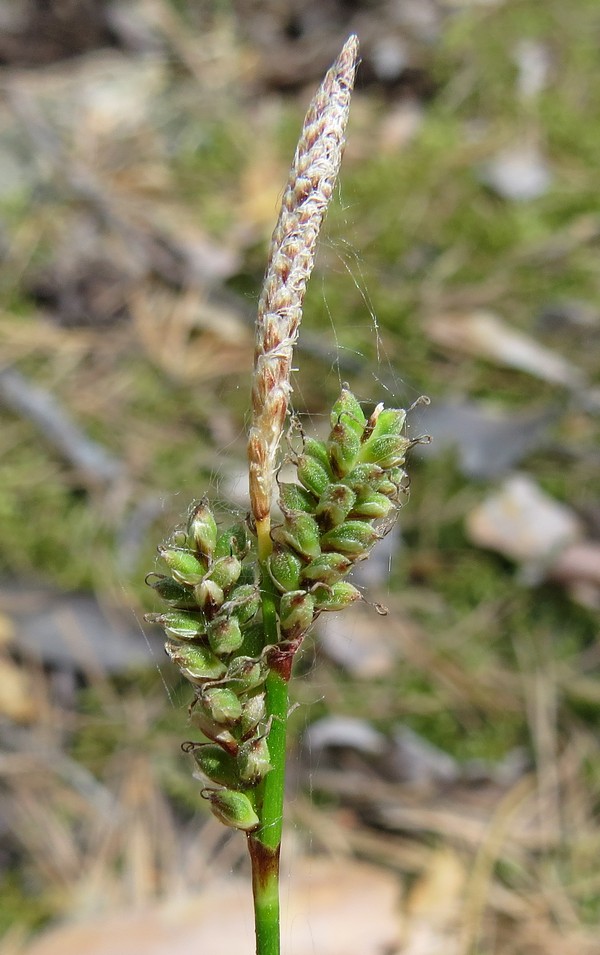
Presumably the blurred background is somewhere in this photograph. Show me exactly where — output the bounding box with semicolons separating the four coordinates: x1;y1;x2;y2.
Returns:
0;2;599;953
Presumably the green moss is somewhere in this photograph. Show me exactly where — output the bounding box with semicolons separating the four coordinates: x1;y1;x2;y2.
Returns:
170;115;247;234
405;708;524;763
0;872;53;938
0;443;106;588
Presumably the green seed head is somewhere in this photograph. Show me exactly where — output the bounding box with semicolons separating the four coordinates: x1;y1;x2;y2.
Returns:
145;575;197;608
268;547;303;593
189;707;237;750
312;580;361;611
199;686;243;725
279;590;315;638
301;552;352;585
205;556;242;593
204;788;260;832
343;462;384;493
193;744;241;789
187;500;218;558
296;453;331;497
207;616;243;655
359;434;410;469
320;520;378;557
225;655;268;693
367;407;407;440
214;522;249;560
327;420;361;477
278;482;317;514
194;578;225;613
240;692;267;737
330;388;366;437
238;737;272;785
165;639;227;682
316;483;356;528
222;584;261;625
146;610;205;640
272;513;321;560
304;438;331;470
159;547;206;586
351;489;395;519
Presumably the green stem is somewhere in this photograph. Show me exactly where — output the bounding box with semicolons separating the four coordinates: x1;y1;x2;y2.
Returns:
247;569;289;955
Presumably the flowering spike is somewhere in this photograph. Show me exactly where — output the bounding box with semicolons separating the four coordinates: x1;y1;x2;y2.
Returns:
142;36;423;955
247;37;358;552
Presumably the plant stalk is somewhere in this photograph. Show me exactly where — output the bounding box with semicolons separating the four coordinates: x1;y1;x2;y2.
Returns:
244;36;359;955
248;568;288;955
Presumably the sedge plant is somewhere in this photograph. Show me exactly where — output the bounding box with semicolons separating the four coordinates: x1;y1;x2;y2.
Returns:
146;35;417;955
